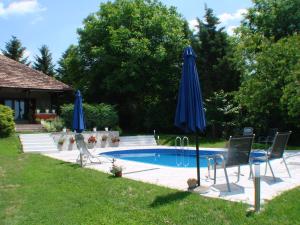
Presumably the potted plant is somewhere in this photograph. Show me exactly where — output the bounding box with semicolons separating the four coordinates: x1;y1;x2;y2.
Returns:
45;109;49;113
68;136;76;151
187;178;198;190
101;135;108;148
110;159;123;177
36;109;40;114
58;138;65;150
69;136;75;144
111;136;120;147
52;109;56;114
87;136;97;149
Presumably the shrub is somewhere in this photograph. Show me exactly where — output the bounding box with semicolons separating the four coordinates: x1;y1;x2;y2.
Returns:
60;103;119;130
41;117;65;132
0;104;15;137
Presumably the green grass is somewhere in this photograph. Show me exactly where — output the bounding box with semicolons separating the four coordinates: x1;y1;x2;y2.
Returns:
1;135;300;224
158;134;300;150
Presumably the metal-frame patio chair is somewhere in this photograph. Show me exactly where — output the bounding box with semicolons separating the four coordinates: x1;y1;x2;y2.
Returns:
75;133;112;167
207;135;255;192
257;128;278;146
251;131;292;181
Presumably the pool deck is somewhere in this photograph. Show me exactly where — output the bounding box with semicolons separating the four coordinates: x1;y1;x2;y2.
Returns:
43;146;300;206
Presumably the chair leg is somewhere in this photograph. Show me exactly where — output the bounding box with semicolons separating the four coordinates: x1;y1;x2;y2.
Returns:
267;160;276;181
236;165;241;183
214;161;217;185
224;167;231;192
264;161;268;175
207;158;213;179
248;163;253;179
282;157;291;178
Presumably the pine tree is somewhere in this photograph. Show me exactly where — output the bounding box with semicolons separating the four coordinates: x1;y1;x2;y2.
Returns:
194;7;240;98
1;36;29;65
33;45;55;76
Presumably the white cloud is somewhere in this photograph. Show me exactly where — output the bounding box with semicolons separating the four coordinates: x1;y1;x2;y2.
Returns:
0;0;46;17
23;49;31;58
218;8;247;25
226;25;238;36
188;18;199;33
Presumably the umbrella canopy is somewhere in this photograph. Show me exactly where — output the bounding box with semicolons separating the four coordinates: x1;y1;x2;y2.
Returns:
175;46;206;186
72;90;85;133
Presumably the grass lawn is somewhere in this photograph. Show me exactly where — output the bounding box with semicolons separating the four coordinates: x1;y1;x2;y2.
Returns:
1;135;300;224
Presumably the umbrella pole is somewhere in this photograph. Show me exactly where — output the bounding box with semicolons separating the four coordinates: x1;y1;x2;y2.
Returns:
196;133;200;186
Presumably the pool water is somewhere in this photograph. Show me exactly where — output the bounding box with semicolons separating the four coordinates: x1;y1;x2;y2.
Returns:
102;148;266;168
102;149;224;168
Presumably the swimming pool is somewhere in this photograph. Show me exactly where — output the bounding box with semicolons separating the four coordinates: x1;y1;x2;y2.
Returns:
101;148;266;168
101;148;224;168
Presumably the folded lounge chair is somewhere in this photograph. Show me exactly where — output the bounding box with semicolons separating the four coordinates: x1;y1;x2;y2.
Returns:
207;135;255;192
251;131;292;181
75;133;112;167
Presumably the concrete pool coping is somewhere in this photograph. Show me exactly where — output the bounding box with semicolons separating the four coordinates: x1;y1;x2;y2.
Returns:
43;145;300;206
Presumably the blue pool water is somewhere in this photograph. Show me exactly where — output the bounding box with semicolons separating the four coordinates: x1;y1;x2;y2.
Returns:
102;148;265;168
102;149;222;168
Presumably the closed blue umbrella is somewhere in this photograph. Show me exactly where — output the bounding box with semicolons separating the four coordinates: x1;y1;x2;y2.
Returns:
175;46;206;186
72;90;85;133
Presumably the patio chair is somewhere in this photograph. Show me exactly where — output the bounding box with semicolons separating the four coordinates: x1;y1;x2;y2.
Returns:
243;127;254;136
75;133;112;167
207;135;255;192
257;128;278;146
251;131;292;181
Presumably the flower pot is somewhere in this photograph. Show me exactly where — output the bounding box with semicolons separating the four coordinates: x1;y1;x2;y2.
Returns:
101;141;107;148
187;179;198;189
87;143;95;149
111;142;119;147
115;171;122;177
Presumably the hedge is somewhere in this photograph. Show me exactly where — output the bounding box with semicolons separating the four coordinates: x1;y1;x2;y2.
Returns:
0;104;15;137
60;103;119;130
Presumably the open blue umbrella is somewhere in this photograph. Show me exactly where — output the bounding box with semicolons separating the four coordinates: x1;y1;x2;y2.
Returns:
72;90;85;133
175;46;206;186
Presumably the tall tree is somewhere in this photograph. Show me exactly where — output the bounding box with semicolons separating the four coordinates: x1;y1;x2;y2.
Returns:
243;0;300;41
33;45;55;76
57;45;84;89
234;0;300;133
194;7;240;98
59;0;190;131
1;36;29;65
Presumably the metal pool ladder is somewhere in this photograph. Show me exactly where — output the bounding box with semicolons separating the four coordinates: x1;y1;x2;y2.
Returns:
175;136;190;167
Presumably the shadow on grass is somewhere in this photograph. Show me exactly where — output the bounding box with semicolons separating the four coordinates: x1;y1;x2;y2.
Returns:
149;191;191;207
58;161;81;169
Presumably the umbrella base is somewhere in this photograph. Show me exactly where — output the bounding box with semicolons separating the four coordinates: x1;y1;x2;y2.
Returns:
190;185;210;194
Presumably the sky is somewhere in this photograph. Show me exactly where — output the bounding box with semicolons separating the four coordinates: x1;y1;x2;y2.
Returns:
0;0;253;64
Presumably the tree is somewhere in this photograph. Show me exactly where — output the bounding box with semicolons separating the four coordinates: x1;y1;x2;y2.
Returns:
205;90;240;138
235;35;300;131
194;7;240;99
57;45;85;90
243;0;300;41
1;36;29;65
33;45;55;76
233;0;300;134
59;0;190;131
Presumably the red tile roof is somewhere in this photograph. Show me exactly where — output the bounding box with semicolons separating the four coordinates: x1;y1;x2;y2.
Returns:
0;54;73;91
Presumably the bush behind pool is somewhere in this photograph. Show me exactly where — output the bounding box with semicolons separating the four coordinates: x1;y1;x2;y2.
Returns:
60;103;119;130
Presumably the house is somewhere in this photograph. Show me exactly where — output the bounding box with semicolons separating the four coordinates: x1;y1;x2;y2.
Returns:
0;54;73;123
